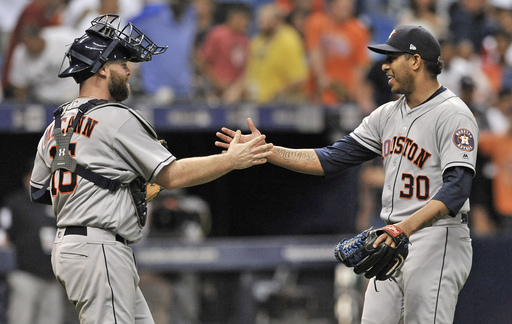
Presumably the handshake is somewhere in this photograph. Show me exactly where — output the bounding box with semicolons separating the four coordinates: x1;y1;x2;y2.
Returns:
214;117;273;170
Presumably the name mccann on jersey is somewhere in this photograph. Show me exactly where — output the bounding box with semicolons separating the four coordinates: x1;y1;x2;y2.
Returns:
44;116;99;146
381;136;432;169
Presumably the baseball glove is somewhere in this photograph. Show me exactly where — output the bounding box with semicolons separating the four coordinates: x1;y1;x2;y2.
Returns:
334;225;409;280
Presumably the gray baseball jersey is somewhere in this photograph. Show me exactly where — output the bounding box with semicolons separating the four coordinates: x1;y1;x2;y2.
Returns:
350;88;478;324
351;88;478;225
30;98;174;323
30;98;175;242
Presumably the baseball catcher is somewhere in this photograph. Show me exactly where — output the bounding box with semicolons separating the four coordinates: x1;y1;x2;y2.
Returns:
334;225;409;280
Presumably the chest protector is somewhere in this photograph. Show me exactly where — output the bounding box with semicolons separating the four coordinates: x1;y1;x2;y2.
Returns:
35;99;158;228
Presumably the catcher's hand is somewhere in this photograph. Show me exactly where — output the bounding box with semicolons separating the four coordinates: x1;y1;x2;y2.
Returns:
146;139;168;202
334;225;409;280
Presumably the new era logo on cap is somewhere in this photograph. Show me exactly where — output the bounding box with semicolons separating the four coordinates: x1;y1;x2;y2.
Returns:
368;25;441;63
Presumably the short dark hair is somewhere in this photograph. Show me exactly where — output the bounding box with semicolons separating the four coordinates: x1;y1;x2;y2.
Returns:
404;53;444;77
425;59;444;77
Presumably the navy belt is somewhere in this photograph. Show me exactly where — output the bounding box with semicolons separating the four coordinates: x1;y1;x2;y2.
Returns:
64;226;127;245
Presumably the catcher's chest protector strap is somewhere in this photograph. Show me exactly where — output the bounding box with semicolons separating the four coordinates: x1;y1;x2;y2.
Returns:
32;99;158;201
50;99;122;191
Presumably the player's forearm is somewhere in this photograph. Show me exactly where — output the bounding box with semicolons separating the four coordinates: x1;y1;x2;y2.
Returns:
268;146;324;176
395;199;450;237
156;154;235;190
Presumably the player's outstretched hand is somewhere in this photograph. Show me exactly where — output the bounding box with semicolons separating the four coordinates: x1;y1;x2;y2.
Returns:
225;129;273;169
216;118;262;151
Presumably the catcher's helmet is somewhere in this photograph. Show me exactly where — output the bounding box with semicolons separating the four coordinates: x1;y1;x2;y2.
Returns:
59;15;167;83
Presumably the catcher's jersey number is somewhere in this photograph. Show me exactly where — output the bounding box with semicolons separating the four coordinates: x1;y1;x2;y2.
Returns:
49;143;78;196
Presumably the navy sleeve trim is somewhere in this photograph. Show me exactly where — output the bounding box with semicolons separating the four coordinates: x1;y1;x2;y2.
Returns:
432;166;473;216
315;135;380;178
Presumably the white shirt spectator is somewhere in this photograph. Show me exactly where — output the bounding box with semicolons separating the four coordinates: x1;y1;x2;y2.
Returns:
9;26;79;103
63;0;144;32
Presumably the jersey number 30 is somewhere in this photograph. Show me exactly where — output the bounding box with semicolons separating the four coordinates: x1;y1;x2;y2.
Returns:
49;143;78;196
400;173;430;200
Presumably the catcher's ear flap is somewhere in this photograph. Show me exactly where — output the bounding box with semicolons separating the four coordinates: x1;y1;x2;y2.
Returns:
353;243;391;275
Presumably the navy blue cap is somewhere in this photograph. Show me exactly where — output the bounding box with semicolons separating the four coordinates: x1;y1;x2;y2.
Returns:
368;25;441;63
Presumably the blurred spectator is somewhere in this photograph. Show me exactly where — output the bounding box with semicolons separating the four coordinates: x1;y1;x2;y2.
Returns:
1;0;65;99
8;25;78;103
130;0;197;102
62;0;143;30
489;0;512;33
460;75;490;129
481;28;512;95
396;0;449;39
194;0;215;44
0;0;30;54
0;163;64;324
478;93;512;233
285;7;310;39
192;0;216;99
357;0;397;48
275;0;325;15
139;189;211;324
486;85;512;134
458;76;498;236
73;0;121;33
438;36;492;105
197;2;251;104
448;0;499;54
244;3;308;104
304;0;373;111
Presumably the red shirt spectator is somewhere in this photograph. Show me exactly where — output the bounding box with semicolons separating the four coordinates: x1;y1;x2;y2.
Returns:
201;24;249;87
198;4;251;102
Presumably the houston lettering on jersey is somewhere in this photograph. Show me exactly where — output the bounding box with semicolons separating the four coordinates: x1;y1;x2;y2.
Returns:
43;116;99;146
382;136;432;169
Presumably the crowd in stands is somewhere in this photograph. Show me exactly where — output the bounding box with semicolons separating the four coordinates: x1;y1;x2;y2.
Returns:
1;0;512;237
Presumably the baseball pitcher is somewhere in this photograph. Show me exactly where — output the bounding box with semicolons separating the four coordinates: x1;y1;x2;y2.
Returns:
217;25;478;323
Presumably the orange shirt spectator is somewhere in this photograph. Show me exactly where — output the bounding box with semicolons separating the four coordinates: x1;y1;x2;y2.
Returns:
275;0;325;15
478;129;512;219
304;0;372;109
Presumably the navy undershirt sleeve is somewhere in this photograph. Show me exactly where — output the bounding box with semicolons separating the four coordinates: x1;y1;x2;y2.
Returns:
432;166;473;216
30;185;52;205
314;135;380;178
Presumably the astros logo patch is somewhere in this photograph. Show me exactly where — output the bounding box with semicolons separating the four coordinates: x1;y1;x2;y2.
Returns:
453;129;475;152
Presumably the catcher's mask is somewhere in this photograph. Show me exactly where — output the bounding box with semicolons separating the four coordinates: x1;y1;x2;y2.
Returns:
59;14;167;83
